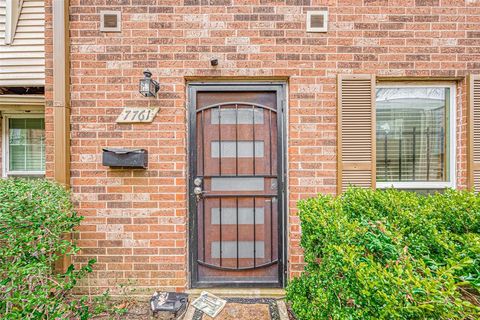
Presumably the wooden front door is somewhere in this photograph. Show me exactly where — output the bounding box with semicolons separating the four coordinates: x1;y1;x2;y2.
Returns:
188;84;285;288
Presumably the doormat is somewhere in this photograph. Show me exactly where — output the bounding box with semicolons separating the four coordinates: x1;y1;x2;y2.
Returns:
191;298;280;320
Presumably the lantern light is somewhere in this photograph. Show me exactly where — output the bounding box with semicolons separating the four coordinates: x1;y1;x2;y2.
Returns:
139;70;160;97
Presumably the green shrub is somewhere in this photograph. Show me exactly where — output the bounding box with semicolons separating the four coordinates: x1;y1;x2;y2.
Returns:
0;179;96;319
286;188;480;320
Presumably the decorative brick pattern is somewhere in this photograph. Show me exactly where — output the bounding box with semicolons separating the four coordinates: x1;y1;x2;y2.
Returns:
42;0;480;294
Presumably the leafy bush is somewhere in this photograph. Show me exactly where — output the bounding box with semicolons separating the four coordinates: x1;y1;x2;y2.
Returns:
0;179;96;319
286;188;480;320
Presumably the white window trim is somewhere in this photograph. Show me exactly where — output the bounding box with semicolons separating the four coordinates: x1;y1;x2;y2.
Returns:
2;113;46;178
375;82;456;190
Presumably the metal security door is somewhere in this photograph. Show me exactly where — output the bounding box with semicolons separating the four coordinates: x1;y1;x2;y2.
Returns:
188;84;285;288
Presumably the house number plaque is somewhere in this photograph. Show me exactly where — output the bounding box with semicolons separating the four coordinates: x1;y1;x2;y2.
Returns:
116;107;159;123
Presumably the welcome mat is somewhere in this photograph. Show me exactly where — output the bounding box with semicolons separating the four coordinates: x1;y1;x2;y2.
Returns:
191;298;281;320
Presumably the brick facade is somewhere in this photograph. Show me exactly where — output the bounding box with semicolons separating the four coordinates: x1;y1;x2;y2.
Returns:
42;0;480;294
0;119;2;176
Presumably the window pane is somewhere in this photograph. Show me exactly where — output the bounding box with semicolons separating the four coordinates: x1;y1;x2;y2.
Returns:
376;87;449;182
10;145;26;171
211;207;265;225
26;145;44;171
211;141;264;158
211;108;264;124
9;119;27;145
9;118;45;173
211;177;265;191
211;241;265;259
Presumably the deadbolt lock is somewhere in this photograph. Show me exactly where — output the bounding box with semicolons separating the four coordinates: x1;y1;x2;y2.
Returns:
194;177;202;186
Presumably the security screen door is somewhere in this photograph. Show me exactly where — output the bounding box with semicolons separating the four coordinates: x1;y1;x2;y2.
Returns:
188;84;285;288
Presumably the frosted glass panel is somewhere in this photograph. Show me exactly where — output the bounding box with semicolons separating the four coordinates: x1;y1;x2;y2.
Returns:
211;207;264;225
211;241;265;259
211;108;264;124
211;177;264;191
211;141;264;158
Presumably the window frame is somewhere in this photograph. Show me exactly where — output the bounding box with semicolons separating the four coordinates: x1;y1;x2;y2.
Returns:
2;113;46;178
375;82;456;190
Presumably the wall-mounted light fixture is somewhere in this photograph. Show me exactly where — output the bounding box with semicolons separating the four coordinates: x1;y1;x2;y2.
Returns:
139;70;160;97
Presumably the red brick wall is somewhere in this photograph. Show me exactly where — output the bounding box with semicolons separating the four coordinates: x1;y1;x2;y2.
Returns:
43;0;480;294
0;117;2;176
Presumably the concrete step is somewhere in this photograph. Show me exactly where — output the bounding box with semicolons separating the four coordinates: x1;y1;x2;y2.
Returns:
186;288;286;299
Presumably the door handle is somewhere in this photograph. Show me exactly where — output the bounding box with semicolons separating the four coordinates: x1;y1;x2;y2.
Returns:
194;186;206;202
194;186;203;195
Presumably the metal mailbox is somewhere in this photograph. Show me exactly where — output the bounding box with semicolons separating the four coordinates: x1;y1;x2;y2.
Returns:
102;148;148;168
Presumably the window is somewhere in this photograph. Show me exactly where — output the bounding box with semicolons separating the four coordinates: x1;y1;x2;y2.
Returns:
376;84;455;189
2;115;45;177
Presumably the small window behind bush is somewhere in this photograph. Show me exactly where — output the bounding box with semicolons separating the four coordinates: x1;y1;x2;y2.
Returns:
4;116;45;177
